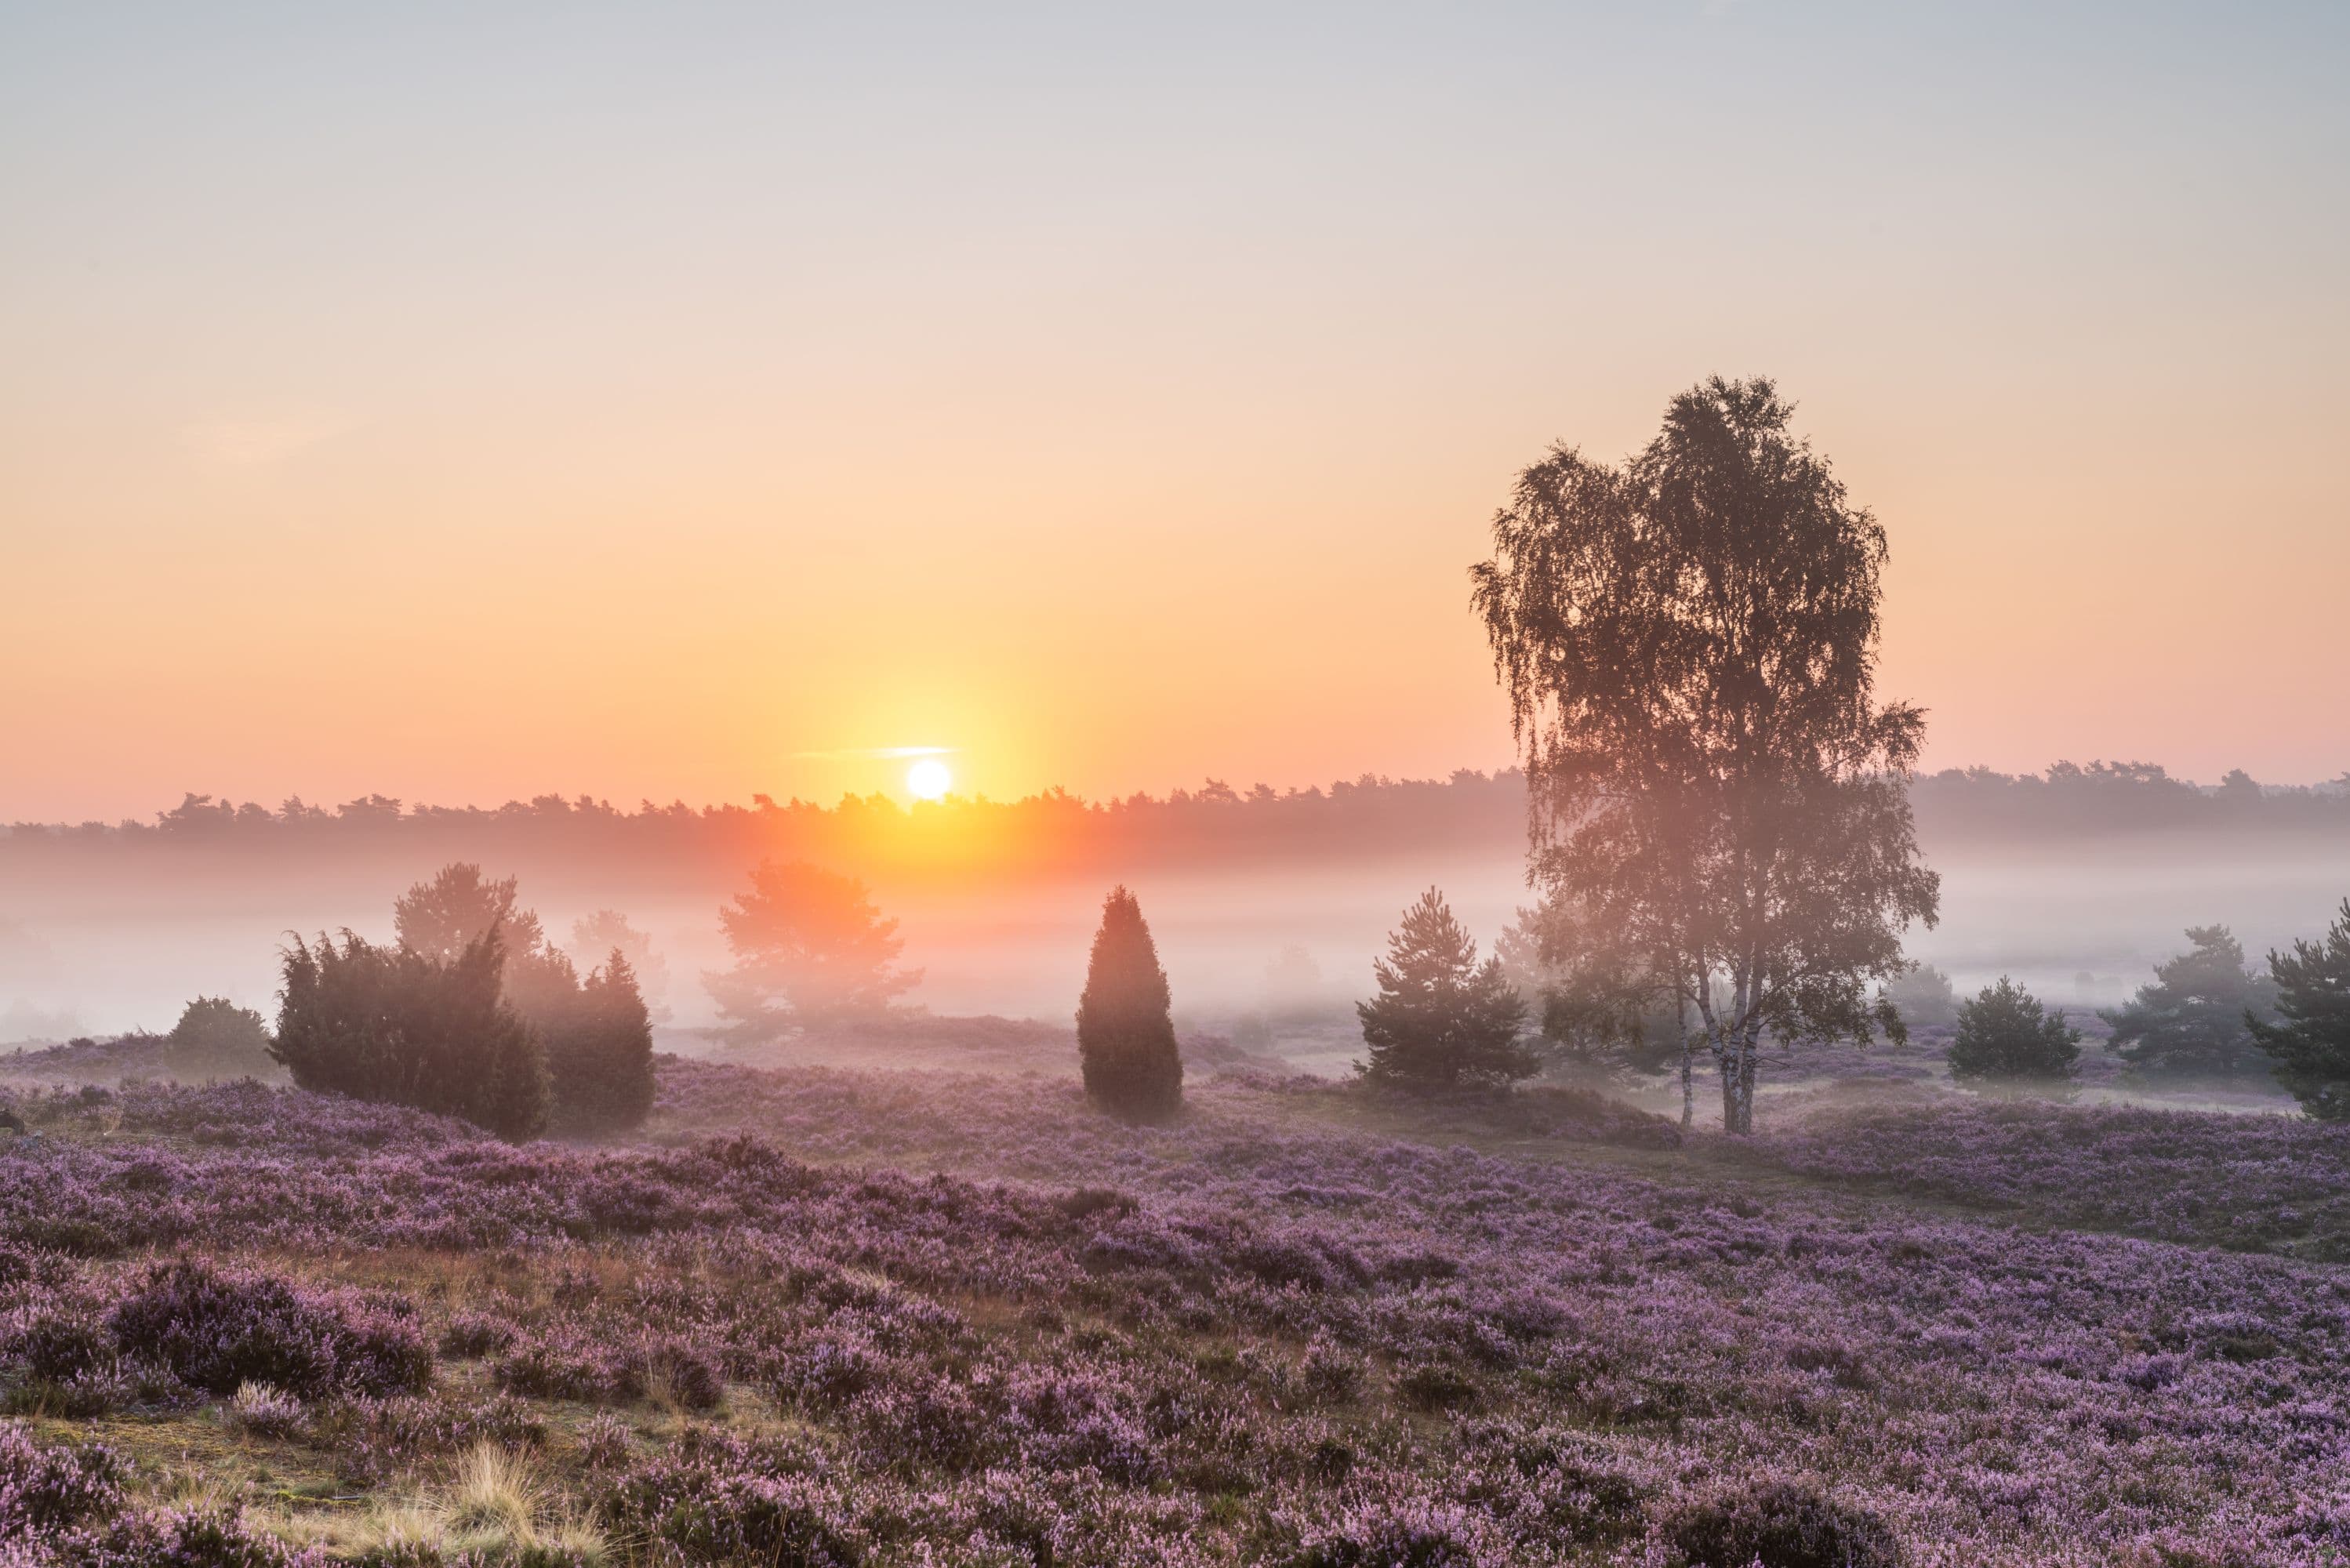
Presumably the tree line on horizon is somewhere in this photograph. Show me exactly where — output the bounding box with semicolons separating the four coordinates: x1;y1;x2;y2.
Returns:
6;756;2348;866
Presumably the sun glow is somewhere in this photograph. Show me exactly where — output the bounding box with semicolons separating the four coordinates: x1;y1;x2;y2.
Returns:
906;758;953;800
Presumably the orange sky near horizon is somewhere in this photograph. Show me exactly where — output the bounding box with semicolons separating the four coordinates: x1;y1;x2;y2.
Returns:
5;5;2346;822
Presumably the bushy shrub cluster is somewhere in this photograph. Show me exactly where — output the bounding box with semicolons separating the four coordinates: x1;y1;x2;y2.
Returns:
273;927;548;1141
271;863;661;1139
0;1423;122;1535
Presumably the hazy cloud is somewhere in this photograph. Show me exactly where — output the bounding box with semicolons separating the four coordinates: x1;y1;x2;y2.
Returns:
182;411;348;470
794;746;958;760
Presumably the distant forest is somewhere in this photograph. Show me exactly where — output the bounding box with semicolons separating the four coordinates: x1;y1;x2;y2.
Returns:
6;761;2348;893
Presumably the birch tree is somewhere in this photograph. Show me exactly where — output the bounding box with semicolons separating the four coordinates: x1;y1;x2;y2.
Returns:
1473;376;1938;1132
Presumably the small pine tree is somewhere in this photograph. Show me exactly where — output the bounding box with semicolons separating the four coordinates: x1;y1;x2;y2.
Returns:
1357;888;1533;1091
546;949;658;1134
273;925;548;1141
2100;926;2278;1078
2246;898;2350;1120
1947;976;2082;1084
163;996;274;1080
1076;887;1183;1119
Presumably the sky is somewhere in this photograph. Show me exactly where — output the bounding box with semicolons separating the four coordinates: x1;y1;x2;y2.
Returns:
3;2;2345;822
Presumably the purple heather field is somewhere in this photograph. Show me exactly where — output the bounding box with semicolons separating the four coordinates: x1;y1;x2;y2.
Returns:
0;1053;2345;1567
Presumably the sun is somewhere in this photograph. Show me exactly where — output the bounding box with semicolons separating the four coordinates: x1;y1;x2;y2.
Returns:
906;758;953;801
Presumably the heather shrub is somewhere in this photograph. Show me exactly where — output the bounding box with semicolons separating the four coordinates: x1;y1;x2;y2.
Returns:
1298;1338;1365;1406
438;1312;516;1359
574;1411;634;1472
1660;1478;1899;1568
228;1381;307;1438
0;1298;143;1417
1076;887;1184;1120
108;1260;430;1400
1284;1498;1502;1567
600;1443;862;1566
3;1301;117;1385
83;1503;321;1566
1394;1359;1478;1412
0;1422;125;1534
637;1339;725;1412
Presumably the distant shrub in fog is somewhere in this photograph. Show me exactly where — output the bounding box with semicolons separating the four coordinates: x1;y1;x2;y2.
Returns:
162;996;273;1080
1357;889;1531;1091
1879;962;1959;1031
2102;925;2279;1079
1948;977;2081;1085
2249;898;2350;1120
272;925;548;1141
1077;887;1183;1120
568;908;671;1022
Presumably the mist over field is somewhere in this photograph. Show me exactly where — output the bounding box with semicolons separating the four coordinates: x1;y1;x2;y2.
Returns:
8;768;2348;1044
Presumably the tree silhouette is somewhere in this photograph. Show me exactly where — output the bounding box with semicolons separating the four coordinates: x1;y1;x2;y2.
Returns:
569;909;670;1022
1357;888;1532;1091
1076;887;1183;1119
1947;977;2081;1085
1474;376;1939;1133
706;860;920;1039
394;863;548;967
2100;926;2278;1079
2247;900;2350;1120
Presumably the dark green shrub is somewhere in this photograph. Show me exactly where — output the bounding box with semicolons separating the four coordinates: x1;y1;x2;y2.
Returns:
2101;925;2277;1078
1077;887;1183;1120
1948;976;2081;1083
1357;889;1532;1091
2248;899;2350;1119
273;926;548;1141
